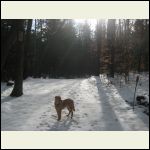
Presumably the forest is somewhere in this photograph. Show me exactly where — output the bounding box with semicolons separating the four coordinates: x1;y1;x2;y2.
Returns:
1;19;149;96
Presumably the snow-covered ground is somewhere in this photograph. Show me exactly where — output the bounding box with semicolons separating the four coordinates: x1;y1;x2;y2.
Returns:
107;72;149;115
1;74;149;131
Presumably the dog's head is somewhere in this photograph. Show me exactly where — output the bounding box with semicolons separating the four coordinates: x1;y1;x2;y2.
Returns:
55;96;61;105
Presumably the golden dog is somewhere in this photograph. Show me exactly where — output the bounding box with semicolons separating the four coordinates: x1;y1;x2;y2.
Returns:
54;96;75;121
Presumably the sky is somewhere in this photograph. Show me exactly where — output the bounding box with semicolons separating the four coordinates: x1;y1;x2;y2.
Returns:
74;19;97;31
31;19;98;32
31;19;99;32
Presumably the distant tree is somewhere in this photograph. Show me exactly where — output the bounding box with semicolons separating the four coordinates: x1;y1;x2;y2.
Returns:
24;19;32;79
1;20;18;73
96;20;102;75
96;20;107;75
107;19;116;77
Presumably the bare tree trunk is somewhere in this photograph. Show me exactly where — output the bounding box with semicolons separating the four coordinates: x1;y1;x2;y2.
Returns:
33;19;37;77
110;44;115;78
24;19;32;79
96;20;102;75
138;53;142;73
1;21;18;72
107;19;116;78
10;20;25;97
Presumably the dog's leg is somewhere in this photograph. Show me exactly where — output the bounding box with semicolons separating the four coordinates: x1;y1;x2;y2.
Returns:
56;109;61;121
71;111;73;119
67;111;71;117
67;106;71;117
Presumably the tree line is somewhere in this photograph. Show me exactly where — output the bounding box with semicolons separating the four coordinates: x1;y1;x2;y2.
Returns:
1;19;149;96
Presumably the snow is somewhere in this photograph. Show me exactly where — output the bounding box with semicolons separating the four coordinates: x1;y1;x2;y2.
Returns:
1;73;149;131
107;72;149;116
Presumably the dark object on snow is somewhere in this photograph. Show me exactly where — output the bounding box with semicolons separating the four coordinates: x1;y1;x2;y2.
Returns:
7;81;14;86
136;96;148;106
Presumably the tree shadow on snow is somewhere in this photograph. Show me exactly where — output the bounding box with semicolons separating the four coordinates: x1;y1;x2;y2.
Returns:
95;77;124;131
112;82;149;128
1;96;17;104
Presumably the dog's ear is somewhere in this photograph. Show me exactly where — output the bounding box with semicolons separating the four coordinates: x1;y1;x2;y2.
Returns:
55;96;61;100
